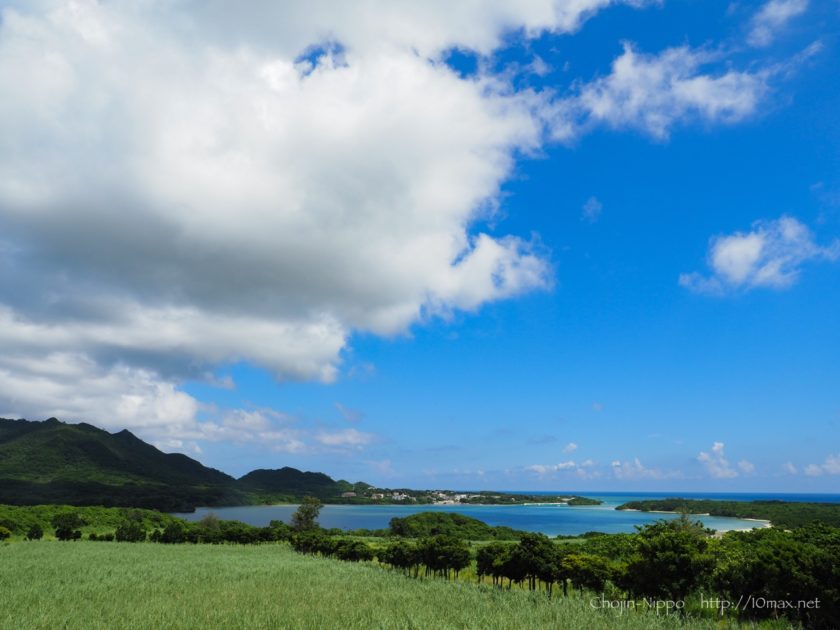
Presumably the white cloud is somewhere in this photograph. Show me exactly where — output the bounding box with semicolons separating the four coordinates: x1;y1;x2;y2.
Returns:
680;216;840;294
610;457;679;480
782;461;798;475
0;0;595;430
748;0;809;47
551;43;769;140
562;441;579;454
737;459;756;474
0;1;794;436
804;464;823;477
582;197;603;222
803;453;840;477
825;454;840;475
526;461;577;475
697;441;738;479
315;428;375;449
527;457;603;479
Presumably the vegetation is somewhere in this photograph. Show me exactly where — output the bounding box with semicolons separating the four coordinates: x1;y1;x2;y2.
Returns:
0;542;724;630
238;468;366;503
388;512;524;540
617;497;840;528
2;501;837;627
291;496;322;531
25;524;43;540
0;504;181;538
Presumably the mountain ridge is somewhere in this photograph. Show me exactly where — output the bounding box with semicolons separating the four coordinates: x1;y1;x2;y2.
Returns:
0;417;358;511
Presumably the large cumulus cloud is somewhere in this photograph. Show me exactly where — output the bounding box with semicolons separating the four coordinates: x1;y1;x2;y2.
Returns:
0;0;782;443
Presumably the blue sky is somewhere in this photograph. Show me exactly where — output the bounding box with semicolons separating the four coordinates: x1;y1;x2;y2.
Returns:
0;1;838;491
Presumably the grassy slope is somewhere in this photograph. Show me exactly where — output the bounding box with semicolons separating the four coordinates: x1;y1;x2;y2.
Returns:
0;542;720;630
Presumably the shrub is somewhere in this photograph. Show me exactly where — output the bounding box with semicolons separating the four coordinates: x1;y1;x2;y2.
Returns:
115;521;147;543
55;527;82;541
26;524;44;541
0;526;11;540
51;512;85;531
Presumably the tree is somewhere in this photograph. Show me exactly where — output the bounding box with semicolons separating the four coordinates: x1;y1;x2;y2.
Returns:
515;533;558;592
198;513;220;530
381;541;421;576
26;524;44;541
290;530;332;554
622;517;714;602
51;512;84;531
713;526;838;628
160;521;188;544
333;540;375;562
115;521;146;542
418;535;471;579
55;527;82;541
0;526;11;541
291;496;322;532
267;519;292;541
561;553;611;594
476;543;510;586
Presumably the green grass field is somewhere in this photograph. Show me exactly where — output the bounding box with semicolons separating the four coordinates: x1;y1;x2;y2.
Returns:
0;542;731;630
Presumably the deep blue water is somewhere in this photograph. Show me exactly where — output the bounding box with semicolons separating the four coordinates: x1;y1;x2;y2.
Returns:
172;491;840;536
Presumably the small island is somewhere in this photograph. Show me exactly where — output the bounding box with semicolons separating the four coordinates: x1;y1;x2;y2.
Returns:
616;497;840;528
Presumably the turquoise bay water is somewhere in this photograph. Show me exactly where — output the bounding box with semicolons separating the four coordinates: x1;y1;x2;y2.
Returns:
171;492;840;536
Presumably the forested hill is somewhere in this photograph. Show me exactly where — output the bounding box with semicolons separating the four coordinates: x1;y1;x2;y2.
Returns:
238;468;365;502
617;498;840;528
0;417;245;510
0;418;360;511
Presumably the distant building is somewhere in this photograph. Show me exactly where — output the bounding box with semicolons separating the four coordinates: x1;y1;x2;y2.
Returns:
341;492;357;498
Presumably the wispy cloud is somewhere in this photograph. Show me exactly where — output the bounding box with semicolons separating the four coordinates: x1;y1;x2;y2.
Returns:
315;427;375;450
748;0;809;47
582;196;603;223
526;461;577;475
334;402;364;424
680;216;839;294
803;453;840;476
697;441;738;478
562;442;579;454
549;43;770;141
610;457;681;480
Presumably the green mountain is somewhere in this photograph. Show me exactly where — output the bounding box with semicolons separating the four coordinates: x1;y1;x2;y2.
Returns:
0;417;359;511
238;468;372;502
0;417;246;511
